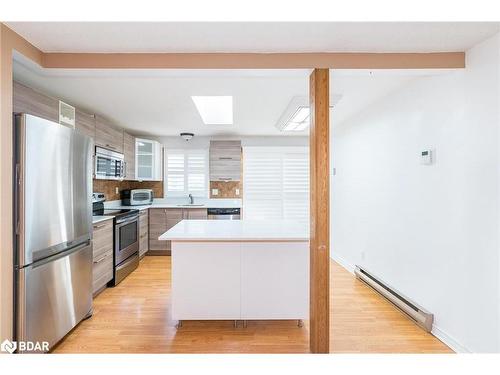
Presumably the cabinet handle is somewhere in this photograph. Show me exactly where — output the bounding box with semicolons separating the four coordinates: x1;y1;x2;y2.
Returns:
93;254;109;264
93;223;107;229
219;157;233;160
105;143;116;150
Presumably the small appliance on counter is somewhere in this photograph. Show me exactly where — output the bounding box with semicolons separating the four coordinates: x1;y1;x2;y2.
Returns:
93;193;140;286
121;189;154;206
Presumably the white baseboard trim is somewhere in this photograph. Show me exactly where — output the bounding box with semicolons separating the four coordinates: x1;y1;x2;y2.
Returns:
431;325;470;353
330;253;356;274
330;253;469;353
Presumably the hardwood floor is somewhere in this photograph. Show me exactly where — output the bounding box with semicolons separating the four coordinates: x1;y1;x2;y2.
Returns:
53;256;451;353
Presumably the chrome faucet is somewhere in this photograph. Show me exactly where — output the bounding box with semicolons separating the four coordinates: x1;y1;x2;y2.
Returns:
188;194;194;204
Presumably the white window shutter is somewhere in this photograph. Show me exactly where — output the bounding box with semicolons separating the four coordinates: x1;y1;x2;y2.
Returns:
243;147;309;222
165;149;208;197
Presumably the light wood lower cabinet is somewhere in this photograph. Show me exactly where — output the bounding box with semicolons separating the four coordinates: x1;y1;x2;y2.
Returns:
139;209;149;258
149;208;207;255
92;219;114;295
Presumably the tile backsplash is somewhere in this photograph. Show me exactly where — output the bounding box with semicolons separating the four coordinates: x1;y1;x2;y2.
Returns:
210;181;242;199
93;179;164;201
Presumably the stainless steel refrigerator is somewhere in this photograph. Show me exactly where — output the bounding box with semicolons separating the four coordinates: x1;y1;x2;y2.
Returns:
14;113;94;352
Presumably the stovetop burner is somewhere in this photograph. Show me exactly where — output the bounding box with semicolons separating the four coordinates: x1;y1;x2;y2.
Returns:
92;200;139;220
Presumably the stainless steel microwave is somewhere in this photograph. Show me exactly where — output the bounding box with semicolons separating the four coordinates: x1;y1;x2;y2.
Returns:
95;146;125;180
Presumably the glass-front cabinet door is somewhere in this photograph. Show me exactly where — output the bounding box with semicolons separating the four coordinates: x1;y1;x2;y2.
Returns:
135;138;162;181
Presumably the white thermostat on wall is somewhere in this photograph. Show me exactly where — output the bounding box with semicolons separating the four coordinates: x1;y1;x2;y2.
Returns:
420;150;433;165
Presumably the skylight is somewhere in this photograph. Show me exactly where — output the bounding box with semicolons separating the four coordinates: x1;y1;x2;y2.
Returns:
191;96;233;125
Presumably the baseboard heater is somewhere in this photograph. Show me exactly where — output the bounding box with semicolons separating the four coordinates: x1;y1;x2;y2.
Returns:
354;265;434;332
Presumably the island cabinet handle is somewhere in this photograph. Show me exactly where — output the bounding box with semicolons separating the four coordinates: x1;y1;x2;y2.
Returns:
219;157;233;160
93;223;106;229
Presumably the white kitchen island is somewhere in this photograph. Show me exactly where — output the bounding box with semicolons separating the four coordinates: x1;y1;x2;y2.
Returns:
159;220;309;325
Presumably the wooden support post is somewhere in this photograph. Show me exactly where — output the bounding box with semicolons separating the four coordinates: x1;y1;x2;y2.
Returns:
309;68;330;353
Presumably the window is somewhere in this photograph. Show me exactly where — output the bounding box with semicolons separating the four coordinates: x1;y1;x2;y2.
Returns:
243;147;309;222
165;149;208;197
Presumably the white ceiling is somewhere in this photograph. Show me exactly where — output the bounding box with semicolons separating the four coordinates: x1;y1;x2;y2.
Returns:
6;22;500;53
13;55;453;137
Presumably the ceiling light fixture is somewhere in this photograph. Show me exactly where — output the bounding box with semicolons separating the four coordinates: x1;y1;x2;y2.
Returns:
191;96;233;125
180;132;194;141
275;95;343;133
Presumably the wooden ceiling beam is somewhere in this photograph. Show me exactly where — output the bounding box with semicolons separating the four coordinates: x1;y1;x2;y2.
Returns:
41;52;465;69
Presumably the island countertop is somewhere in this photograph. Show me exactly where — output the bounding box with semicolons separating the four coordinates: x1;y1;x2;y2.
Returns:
159;219;309;242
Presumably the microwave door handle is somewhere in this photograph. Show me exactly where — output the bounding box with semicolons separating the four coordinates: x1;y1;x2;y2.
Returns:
123;161;127;178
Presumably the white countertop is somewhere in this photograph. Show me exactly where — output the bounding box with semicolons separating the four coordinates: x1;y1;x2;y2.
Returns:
159;220;309;242
104;198;242;211
92;216;114;224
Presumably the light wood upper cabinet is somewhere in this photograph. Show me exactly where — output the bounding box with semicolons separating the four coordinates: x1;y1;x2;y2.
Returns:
209;140;242;181
13;81;59;123
95;115;124;153
75;109;96;140
123;132;136;180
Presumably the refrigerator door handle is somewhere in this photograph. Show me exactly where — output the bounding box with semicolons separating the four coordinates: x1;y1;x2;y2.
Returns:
31;239;91;269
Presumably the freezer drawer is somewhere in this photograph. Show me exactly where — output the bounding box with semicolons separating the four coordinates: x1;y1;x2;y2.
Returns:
16;241;93;352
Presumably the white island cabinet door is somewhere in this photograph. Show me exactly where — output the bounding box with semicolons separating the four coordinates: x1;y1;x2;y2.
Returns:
171;242;241;320
241;242;309;320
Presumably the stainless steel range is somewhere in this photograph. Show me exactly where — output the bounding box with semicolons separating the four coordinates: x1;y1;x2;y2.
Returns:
93;193;139;285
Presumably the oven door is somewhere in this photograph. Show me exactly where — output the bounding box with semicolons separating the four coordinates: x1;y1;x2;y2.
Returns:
114;215;139;265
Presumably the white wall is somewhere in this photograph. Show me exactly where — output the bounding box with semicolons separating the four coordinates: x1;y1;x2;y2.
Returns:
331;34;500;353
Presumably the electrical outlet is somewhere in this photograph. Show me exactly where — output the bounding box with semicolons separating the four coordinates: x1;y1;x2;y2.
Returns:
212;189;219;196
235;188;240;196
115;187;119;195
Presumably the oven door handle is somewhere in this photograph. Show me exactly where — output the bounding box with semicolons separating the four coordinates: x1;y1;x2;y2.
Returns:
116;216;139;226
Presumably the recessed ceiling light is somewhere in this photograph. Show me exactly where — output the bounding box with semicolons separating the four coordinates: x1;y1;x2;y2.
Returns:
191;96;233;125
